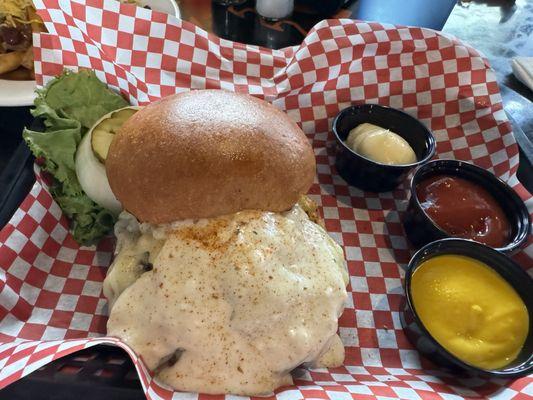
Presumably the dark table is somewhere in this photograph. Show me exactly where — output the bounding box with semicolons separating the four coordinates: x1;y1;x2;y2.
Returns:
0;0;531;398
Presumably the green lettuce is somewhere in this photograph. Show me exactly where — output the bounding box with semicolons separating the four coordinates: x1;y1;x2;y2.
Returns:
23;70;128;245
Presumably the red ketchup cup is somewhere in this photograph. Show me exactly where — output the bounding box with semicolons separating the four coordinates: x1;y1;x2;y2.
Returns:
403;159;531;254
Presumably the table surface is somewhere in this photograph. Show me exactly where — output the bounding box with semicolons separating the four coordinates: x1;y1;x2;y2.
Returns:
444;0;533;102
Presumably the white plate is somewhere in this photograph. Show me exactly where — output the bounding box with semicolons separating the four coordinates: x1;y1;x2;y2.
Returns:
0;0;181;107
139;0;181;17
0;80;37;107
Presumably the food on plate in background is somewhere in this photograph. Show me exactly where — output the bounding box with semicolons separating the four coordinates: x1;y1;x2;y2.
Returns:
102;90;349;395
23;70;129;244
0;0;155;81
345;122;417;165
416;175;511;248
0;0;44;80
411;254;529;370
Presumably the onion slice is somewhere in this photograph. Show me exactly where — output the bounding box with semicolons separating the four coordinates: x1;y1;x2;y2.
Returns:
75;106;140;215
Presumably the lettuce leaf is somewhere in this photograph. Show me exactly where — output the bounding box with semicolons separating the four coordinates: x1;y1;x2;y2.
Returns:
23;70;128;245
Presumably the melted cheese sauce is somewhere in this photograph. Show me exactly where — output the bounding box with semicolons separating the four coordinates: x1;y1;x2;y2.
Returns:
104;205;348;395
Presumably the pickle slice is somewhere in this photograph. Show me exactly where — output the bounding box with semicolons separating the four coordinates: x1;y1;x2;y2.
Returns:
91;108;138;163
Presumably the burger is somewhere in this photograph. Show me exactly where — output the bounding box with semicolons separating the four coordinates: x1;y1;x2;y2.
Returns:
99;90;348;396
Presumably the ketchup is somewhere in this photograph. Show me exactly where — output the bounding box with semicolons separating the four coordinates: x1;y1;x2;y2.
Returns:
416;175;511;248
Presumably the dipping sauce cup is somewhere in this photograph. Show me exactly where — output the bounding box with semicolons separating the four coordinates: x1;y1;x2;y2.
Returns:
403;159;530;254
332;104;436;192
401;238;533;378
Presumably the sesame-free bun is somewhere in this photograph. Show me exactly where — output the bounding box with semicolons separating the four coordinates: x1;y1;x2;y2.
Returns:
106;90;316;224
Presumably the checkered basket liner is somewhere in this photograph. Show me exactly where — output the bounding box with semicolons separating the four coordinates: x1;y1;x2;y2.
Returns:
0;0;532;398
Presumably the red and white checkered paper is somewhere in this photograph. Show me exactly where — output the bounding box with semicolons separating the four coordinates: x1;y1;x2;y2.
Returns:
0;0;532;398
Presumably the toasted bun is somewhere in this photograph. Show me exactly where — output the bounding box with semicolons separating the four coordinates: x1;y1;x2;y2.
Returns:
106;90;316;223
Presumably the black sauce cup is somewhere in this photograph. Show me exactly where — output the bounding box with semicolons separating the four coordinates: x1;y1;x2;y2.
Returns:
332;104;436;192
401;238;533;378
403;159;531;254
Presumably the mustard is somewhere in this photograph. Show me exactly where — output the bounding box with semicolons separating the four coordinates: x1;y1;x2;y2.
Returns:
411;255;529;370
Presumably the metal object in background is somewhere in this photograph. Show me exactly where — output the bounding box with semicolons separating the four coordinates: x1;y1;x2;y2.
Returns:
500;84;533;192
501;84;533;152
212;1;254;43
510;112;533;193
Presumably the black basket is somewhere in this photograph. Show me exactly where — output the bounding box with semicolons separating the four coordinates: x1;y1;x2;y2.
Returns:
0;345;144;400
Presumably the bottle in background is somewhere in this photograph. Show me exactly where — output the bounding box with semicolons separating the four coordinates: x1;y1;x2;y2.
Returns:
256;0;295;21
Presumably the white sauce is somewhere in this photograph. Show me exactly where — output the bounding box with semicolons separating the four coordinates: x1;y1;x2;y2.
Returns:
104;205;348;395
346;122;417;165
